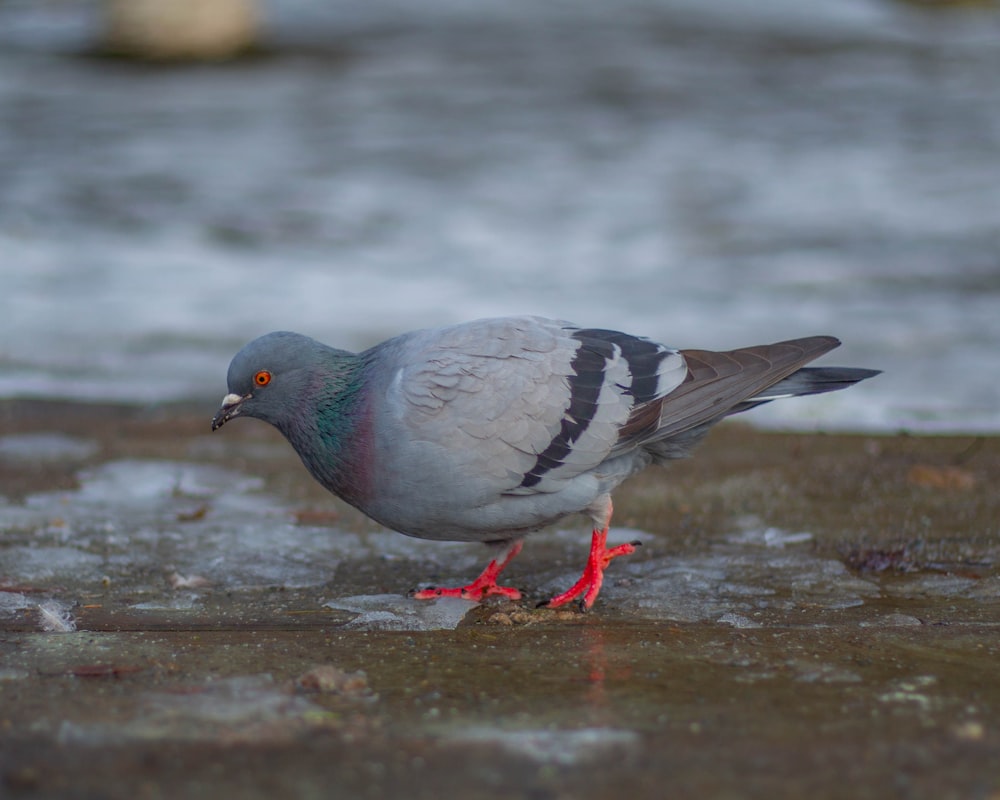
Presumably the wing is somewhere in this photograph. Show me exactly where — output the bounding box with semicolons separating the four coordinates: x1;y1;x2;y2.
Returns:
389;317;687;496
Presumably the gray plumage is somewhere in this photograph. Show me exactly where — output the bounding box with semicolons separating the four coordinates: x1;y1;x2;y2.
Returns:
212;316;878;604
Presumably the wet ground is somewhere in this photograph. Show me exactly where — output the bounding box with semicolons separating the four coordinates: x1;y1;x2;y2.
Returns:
1;399;998;798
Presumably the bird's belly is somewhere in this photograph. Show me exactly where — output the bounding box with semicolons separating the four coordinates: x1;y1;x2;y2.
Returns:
356;443;648;543
361;474;604;543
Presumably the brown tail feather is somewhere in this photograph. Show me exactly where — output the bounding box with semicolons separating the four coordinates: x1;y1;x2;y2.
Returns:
648;336;841;441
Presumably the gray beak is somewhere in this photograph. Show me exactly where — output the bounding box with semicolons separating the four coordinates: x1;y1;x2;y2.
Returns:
211;393;247;431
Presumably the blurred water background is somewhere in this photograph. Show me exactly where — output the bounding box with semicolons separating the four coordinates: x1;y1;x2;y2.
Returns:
1;0;998;432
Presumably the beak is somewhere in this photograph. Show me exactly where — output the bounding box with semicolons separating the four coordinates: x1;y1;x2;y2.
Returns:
211;393;248;431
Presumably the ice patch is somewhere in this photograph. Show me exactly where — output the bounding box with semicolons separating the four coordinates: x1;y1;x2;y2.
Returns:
603;525;880;623
726;527;814;548
881;574;981;599
8;460;341;590
0;433;98;464
65;460;265;507
450;727;640;766
1;458;503;598
130;594;201;611
790;662;862;684
859;613;923;628
717;612;762;629
325;594;476;631
57;675;340;745
0;591;31;615
0;545;105;583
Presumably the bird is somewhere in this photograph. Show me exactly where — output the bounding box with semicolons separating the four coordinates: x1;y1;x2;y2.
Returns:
211;316;879;610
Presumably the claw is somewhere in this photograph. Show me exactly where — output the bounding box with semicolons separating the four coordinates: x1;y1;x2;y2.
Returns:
411;541;524;602
545;525;638;611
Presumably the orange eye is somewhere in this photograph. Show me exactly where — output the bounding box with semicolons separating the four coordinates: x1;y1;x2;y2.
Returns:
254;370;272;387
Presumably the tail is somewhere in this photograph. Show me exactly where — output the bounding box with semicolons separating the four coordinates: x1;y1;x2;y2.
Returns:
730;365;882;415
638;336;880;462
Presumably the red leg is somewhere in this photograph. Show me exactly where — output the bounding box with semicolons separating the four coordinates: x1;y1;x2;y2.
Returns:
546;527;639;611
412;541;523;601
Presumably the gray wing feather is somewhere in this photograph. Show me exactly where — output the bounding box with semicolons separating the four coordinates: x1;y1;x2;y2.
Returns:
390;317;580;492
401;317;695;496
390;316;679;497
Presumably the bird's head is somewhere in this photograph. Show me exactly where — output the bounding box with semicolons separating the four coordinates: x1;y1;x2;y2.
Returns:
211;331;324;432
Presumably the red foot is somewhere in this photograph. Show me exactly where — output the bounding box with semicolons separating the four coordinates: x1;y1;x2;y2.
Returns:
412;541;523;602
545;527;639;611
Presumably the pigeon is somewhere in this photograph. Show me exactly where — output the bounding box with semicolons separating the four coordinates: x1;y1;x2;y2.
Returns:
211;316;878;610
